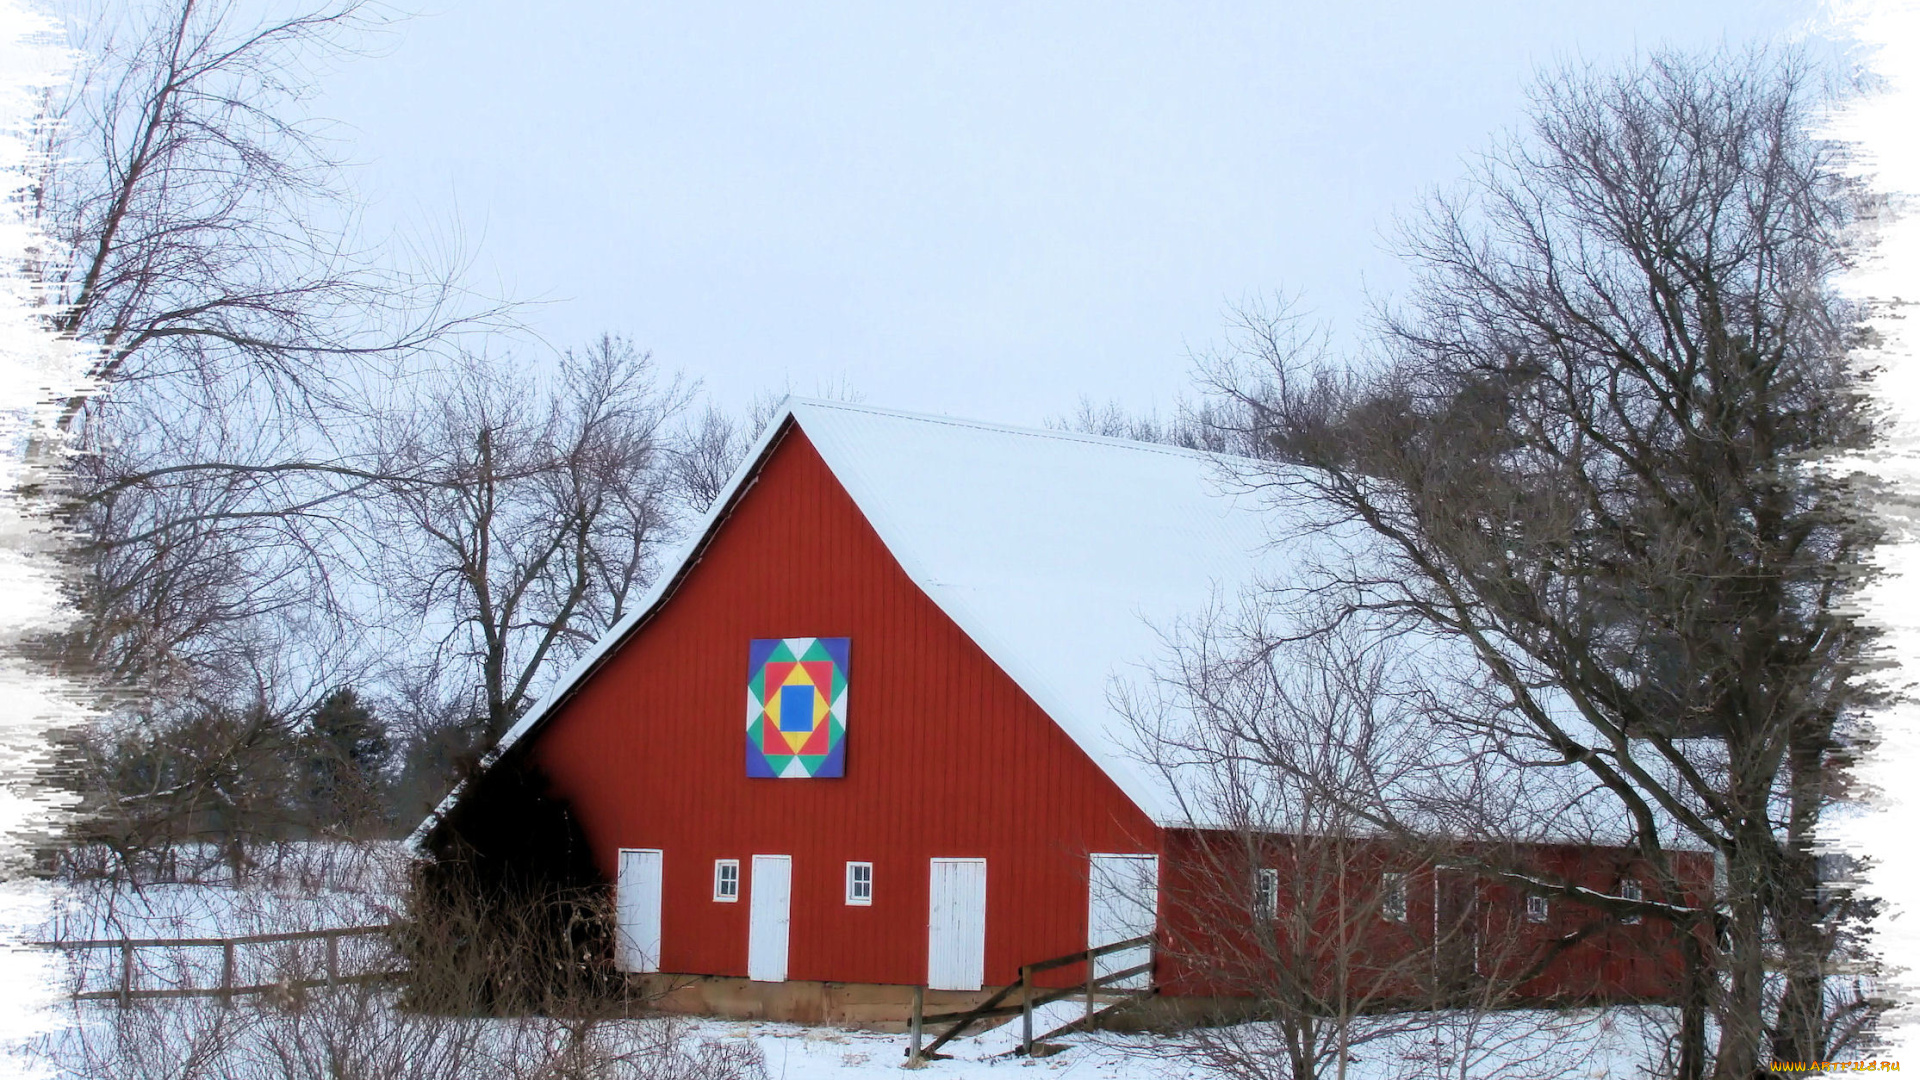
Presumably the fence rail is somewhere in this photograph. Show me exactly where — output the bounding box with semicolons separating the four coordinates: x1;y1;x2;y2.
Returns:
34;923;401;1005
908;933;1156;1063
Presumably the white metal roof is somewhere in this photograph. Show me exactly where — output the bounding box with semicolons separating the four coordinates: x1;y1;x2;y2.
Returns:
788;399;1286;825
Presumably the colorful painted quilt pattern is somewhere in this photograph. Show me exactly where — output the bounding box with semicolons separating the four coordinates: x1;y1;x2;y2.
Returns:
745;637;849;778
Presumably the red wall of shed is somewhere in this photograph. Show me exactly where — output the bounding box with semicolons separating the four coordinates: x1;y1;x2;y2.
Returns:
528;424;1162;989
1156;830;1713;1004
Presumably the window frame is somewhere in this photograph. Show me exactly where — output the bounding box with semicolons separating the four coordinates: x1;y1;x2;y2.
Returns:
1619;878;1642;924
1525;894;1550;924
1253;867;1279;919
845;861;874;906
1380;872;1408;922
713;858;740;902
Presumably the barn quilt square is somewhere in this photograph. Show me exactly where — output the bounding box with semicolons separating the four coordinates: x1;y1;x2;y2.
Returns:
745;637;849;778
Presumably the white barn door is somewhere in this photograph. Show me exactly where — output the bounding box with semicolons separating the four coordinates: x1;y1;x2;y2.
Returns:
1088;854;1158;990
927;858;987;991
748;855;792;982
615;848;663;974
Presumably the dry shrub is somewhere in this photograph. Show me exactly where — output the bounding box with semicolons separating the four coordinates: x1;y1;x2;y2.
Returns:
33;990;767;1080
397;840;635;1017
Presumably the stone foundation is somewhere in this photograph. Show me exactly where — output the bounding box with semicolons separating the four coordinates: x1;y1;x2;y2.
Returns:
631;974;993;1030
628;973;1254;1033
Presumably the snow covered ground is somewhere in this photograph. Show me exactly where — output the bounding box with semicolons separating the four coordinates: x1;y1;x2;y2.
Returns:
913;1004;1676;1080
21;844;1684;1079
23;1000;1680;1080
761;1009;1672;1079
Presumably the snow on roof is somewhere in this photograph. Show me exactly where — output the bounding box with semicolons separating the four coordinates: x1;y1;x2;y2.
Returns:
788;399;1285;826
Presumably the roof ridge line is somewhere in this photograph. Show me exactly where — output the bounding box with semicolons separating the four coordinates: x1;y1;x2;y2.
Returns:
788;397;1254;465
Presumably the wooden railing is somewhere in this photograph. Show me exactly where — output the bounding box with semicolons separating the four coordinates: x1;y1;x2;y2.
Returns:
907;934;1155;1063
35;924;401;1005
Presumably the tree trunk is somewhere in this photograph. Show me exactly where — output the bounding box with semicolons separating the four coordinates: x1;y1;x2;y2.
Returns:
1713;849;1769;1080
1771;710;1838;1065
1679;925;1708;1080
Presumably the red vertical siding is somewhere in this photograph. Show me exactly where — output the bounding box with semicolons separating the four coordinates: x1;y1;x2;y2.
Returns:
1157;830;1713;1004
530;425;1162;988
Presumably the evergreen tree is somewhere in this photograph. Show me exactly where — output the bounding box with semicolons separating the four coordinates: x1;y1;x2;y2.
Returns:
303;687;394;835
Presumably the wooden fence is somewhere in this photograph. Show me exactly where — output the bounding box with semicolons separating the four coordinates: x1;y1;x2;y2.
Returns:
907;933;1156;1062
36;924;402;1005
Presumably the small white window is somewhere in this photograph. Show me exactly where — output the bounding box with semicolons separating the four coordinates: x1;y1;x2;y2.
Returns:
1525;895;1550;923
1381;873;1408;922
1619;879;1642;924
846;861;873;905
714;859;739;902
1253;868;1279;919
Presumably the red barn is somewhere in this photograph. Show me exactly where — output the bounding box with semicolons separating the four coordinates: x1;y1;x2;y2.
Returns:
415;400;1709;1026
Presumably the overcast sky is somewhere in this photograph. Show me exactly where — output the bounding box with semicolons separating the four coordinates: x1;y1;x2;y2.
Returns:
315;1;1831;426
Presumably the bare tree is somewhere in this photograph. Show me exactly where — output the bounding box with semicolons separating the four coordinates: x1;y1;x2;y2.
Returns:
667;404;752;517
1047;395;1251;454
666;391;801;516
1198;49;1877;1078
32;0;500;704
59;407;364;702
366;336;689;746
1130;612;1665;1080
1133;616;1418;1080
36;0;474;429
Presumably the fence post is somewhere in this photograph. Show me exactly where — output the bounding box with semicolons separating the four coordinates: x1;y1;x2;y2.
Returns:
221;940;235;1006
1020;964;1033;1056
908;984;924;1064
325;932;338;989
118;941;132;1008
